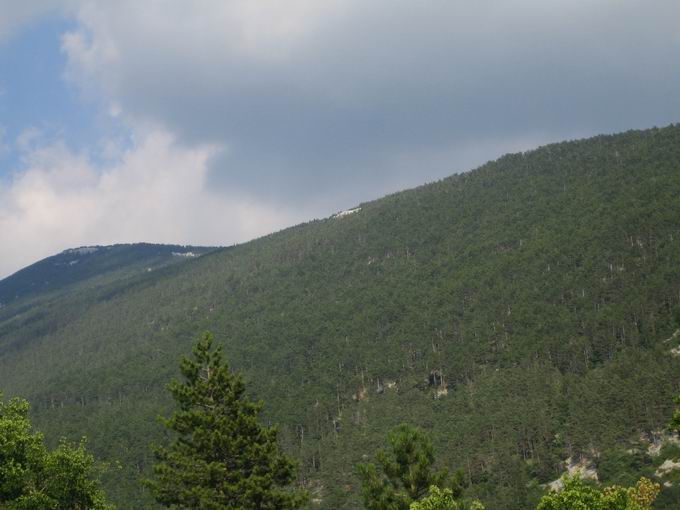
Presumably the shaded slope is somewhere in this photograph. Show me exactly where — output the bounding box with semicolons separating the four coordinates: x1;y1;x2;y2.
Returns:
1;126;680;508
0;243;217;306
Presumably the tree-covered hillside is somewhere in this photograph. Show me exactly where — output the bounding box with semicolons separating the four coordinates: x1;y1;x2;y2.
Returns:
0;243;217;306
1;125;679;508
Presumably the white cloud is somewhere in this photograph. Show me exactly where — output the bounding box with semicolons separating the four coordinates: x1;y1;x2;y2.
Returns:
0;130;304;278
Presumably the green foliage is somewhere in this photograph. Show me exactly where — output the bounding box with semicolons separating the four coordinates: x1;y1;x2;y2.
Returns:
595;449;651;488
357;424;456;510
537;476;659;510
409;486;484;510
409;486;456;510
0;392;113;509
670;395;680;433
146;332;307;509
2;125;680;507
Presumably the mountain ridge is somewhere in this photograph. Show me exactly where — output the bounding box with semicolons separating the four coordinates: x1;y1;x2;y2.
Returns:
0;243;219;307
1;124;680;508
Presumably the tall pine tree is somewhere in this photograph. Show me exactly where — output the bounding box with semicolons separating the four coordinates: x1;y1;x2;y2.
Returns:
357;424;458;510
146;332;307;509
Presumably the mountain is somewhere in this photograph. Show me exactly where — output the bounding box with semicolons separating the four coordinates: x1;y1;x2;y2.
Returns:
1;125;680;509
0;243;217;306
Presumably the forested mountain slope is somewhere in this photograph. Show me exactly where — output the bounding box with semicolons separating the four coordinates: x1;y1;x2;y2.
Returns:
1;125;680;508
0;243;216;306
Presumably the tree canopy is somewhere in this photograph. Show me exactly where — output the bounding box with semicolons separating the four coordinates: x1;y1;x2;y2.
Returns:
409;486;484;510
357;424;460;510
0;392;113;509
537;476;659;510
146;332;307;509
670;394;680;433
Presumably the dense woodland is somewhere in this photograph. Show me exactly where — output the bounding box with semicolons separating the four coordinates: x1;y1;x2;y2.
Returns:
1;125;680;508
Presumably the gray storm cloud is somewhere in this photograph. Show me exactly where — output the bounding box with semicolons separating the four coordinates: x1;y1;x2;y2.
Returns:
60;0;680;206
1;0;679;277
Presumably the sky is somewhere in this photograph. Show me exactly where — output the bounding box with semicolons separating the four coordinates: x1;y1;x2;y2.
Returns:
1;1;679;278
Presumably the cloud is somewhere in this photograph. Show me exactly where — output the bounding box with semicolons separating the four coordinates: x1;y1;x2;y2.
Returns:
0;0;77;43
58;0;680;206
15;127;44;153
0;130;305;278
3;0;680;275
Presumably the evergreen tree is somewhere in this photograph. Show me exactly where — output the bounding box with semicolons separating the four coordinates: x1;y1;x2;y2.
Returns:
0;393;113;509
146;332;307;509
357;424;458;510
670;394;680;433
